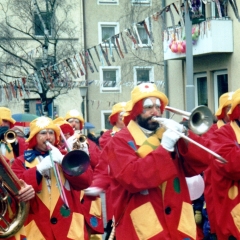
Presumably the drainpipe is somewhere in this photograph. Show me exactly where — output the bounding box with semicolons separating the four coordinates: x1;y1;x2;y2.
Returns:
82;0;89;122
162;0;170;119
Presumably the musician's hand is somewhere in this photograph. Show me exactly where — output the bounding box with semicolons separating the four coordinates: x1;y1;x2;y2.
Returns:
66;135;78;151
159;118;184;132
18;179;35;202
36;155;54;175
84;187;103;196
46;142;63;164
79;141;89;155
161;129;181;152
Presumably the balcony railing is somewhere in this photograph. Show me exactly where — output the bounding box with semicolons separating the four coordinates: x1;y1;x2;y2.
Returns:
163;18;233;60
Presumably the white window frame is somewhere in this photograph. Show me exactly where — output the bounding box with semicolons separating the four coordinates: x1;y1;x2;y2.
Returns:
194;72;207;106
135;23;151;47
132;0;151;6
213;70;228;112
133;66;154;86
98;0;118;4
101;110;112;130
98;22;119;46
100;66;121;92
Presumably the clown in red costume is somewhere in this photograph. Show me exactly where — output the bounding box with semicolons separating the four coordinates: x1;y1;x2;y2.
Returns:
64;109;104;239
11;116;93;240
207;89;240;239
105;83;212;239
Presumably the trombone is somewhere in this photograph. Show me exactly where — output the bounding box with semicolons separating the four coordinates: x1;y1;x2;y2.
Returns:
152;105;227;164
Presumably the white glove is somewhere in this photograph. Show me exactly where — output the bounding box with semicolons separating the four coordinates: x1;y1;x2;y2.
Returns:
79;141;89;155
84;187;103;196
46;142;63;164
159;118;184;132
66;135;78;151
36;155;54;175
161;129;181;152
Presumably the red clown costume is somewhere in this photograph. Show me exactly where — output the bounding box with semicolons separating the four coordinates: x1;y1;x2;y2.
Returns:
207;89;240;239
203;91;233;236
11;116;93;240
106;83;211;239
64;109;104;237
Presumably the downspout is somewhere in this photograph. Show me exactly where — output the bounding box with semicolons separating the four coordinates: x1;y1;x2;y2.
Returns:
162;0;170;118
82;0;89;122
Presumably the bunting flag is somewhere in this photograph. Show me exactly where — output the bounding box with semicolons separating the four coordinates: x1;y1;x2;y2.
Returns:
1;0;237;103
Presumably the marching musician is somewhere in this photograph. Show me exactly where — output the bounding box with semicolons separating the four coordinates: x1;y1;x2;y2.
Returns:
85;101;128;238
11;116;93;239
0;107;27;164
104;82;211;239
202;91;233;238
99;102;126;149
206;89;240;239
65;109;104;239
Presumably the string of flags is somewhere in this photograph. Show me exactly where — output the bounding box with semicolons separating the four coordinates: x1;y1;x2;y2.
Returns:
0;0;238;103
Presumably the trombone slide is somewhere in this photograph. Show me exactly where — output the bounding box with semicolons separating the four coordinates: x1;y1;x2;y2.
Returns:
152;117;227;164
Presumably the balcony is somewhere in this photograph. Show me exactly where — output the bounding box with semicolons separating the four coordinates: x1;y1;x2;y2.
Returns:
163;18;233;60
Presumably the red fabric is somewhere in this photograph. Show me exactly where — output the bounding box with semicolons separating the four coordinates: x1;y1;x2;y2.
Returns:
99;130;112;150
207;122;240;239
202;123;218;234
229;105;240;120
109;113;118;126
107;128;210;239
17;136;28;156
81;138;104;234
11;155;93;240
60;124;74;136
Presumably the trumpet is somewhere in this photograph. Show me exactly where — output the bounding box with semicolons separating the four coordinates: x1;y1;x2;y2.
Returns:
4;130;17;144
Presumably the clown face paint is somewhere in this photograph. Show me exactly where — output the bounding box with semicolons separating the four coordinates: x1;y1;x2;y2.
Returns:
142;98;161;114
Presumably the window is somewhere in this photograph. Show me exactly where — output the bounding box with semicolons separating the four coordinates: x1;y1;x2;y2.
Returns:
34;12;53;36
194;73;208;106
98;22;119;45
213;70;228;112
132;0;151;5
98;0;118;4
101;110;112;130
100;66;121;92
134;66;154;85
136;24;150;46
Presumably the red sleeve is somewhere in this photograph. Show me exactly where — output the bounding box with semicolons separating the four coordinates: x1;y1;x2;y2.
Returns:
99;130;112;149
108;128;177;193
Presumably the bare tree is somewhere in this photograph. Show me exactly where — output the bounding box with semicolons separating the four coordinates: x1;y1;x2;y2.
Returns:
0;0;83;114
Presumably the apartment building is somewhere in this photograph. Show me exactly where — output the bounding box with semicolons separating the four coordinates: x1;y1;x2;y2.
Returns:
163;0;238;115
84;0;166;131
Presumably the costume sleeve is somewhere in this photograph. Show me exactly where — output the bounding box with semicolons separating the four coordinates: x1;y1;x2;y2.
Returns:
91;146;111;190
210;124;240;180
11;156;42;192
108;132;177;193
177;131;212;177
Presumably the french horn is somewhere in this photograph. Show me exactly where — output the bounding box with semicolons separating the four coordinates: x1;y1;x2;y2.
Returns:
0;154;29;238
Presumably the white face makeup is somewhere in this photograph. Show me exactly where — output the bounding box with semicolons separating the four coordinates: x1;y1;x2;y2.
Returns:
143;98;161;113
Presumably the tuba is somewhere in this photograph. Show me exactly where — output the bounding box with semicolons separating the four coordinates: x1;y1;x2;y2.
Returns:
0;154;29;238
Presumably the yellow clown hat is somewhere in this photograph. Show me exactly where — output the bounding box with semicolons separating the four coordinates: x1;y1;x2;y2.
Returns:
53;117;70;127
64;109;84;124
109;102;127;119
215;92;234;116
227;89;240;116
26;116;60;142
0;107;16;125
131;83;168;109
